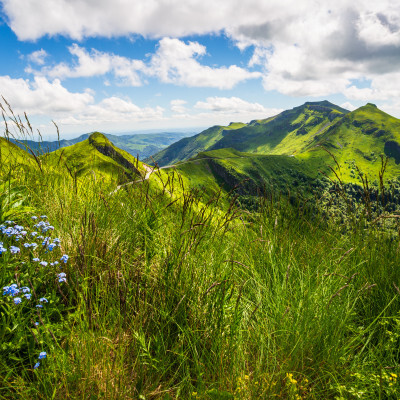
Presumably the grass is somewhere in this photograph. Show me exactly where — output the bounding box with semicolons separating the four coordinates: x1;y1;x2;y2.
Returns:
1;106;400;399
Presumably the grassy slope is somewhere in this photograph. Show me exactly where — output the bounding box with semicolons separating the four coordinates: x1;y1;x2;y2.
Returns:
2;139;400;399
211;101;348;155
149;122;246;166
299;103;400;182
168;148;317;203
44;132;147;183
11;131;194;159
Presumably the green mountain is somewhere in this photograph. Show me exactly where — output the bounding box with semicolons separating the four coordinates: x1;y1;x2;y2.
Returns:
44;132;146;183
169;148;317;203
10;131;194;159
150;101;349;166
147;122;246;166
298;103;400;181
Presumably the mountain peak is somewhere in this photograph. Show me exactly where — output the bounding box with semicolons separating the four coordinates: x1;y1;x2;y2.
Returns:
88;132;111;146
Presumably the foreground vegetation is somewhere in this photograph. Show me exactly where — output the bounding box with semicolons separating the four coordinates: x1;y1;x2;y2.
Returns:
1;109;400;399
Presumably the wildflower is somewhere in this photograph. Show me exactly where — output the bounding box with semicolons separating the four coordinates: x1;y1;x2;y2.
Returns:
33;257;40;262
38;351;47;359
10;246;20;254
36;305;43;308
39;297;48;303
37;235;44;240
0;244;7;254
60;254;69;263
4;284;20;296
39;261;48;267
58;272;67;283
40;215;47;219
24;293;31;300
21;287;30;293
53;238;61;244
14;297;22;305
4;220;14;225
31;231;38;237
34;362;40;369
34;322;39;326
47;243;56;251
31;216;38;220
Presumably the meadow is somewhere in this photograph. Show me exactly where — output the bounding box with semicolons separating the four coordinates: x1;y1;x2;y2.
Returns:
1;107;400;399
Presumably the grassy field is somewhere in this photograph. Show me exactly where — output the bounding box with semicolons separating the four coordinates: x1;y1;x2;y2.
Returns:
1;110;400;399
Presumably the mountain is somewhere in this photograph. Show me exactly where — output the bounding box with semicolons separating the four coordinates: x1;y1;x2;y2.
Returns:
298;103;400;181
169;147;317;202
10;131;194;159
147;122;247;166
149;101;349;166
44;132;147;183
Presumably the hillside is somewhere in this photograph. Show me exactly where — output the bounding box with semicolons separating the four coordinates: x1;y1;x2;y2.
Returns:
0;137;35;170
150;101;348;166
168;148;318;203
148;122;246;166
44;132;146;183
299;103;400;181
10;131;194;159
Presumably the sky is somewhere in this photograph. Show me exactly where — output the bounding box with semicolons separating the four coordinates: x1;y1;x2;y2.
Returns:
1;0;400;140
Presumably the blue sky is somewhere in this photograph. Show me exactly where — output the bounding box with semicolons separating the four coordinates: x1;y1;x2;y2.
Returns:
1;0;400;139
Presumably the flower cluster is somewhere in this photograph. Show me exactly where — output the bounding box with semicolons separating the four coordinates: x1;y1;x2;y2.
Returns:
1;215;70;370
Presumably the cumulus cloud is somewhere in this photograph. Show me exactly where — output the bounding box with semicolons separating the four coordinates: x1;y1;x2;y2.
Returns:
0;75;94;115
4;0;400;114
193;96;282;122
28;44;144;86
27;49;48;65
146;38;260;89
170;99;187;114
30;39;259;89
0;75;164;135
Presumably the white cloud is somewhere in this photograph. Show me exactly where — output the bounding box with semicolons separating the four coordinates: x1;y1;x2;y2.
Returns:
170;99;187;113
30;39;259;89
195;96;270;113
27;49;48;65
340;102;357;111
146;38;260;89
0;75;165;137
28;44;144;86
0;75;94;115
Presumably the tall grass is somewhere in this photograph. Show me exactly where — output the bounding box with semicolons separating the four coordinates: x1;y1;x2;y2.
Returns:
1;108;400;399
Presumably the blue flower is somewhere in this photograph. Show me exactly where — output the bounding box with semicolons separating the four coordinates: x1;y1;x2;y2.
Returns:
34;362;40;369
36;304;43;308
10;246;20;254
39;261;48;267
38;351;47;359
40;215;47;219
0;245;7;254
58;272;67;283
24;293;31;299
34;322;39;326
53;238;61;244
33;257;40;262
31;231;38;237
60;254;69;263
31;216;38;220
47;243;56;251
21;287;30;293
14;297;22;305
39;297;48;303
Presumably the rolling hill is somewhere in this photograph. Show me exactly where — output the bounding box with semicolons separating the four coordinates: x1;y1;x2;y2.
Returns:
44;132;147;183
150;101;349;166
10;131;194;159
